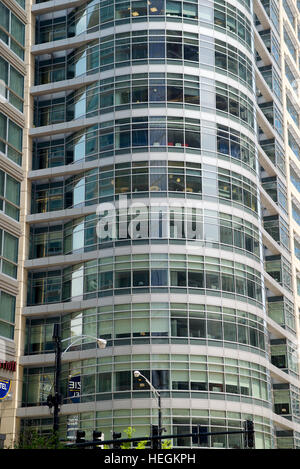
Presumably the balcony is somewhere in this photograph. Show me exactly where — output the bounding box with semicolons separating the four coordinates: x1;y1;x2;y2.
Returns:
261;176;287;214
267;296;296;333
265;255;292;293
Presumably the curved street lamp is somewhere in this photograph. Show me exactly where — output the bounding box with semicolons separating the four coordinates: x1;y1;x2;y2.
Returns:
133;370;163;449
47;324;106;439
62;335;107;354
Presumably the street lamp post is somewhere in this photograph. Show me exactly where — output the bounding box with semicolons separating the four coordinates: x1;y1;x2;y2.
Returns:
53;323;61;434
133;370;162;449
47;323;107;439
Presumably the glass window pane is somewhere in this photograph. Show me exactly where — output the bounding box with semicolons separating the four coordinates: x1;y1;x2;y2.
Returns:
8;120;22;151
5;175;20;206
3;231;18;263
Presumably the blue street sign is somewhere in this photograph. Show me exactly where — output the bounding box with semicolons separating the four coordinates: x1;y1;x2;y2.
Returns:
0;379;11;399
68;374;80;403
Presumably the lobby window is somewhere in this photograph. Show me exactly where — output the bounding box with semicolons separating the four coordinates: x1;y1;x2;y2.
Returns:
0;290;15;340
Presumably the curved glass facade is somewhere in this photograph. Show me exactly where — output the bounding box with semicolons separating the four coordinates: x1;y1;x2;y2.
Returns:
32;119;257;171
34;75;255;129
30;164;259;214
35;32;253;89
27;253;264;306
22;353;271;406
24;302;268;356
19;0;300;450
35;0;252;48
30;209;260;259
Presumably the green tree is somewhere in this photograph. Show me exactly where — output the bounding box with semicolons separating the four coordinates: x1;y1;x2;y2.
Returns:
161;439;172;449
121;427;148;449
106;427;172;449
15;429;67;449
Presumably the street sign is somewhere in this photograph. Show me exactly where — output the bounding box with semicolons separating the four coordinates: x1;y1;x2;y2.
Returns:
0;379;11;399
68;374;80;403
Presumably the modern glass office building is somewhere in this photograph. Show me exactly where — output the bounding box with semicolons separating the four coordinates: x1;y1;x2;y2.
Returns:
2;0;300;449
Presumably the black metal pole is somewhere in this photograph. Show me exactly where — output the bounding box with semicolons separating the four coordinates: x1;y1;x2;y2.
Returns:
69;424;255;448
158;393;162;450
53;323;61;436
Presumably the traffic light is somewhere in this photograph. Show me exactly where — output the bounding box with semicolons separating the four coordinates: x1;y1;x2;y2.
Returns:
46;393;62;409
52;323;61;340
76;430;86;446
93;430;104;449
112;432;122;449
46;394;53;409
244;420;254;448
151;425;160;449
54;392;62;406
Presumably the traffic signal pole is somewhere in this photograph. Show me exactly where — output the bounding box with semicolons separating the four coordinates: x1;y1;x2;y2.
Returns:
72;421;255;449
53;323;62;435
158;393;162;450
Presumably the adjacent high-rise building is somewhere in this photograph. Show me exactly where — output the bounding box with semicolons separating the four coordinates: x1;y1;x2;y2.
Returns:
0;0;27;448
2;0;300;449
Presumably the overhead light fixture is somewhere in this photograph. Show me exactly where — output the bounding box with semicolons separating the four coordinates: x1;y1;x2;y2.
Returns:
132;11;139;16
96;338;107;349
